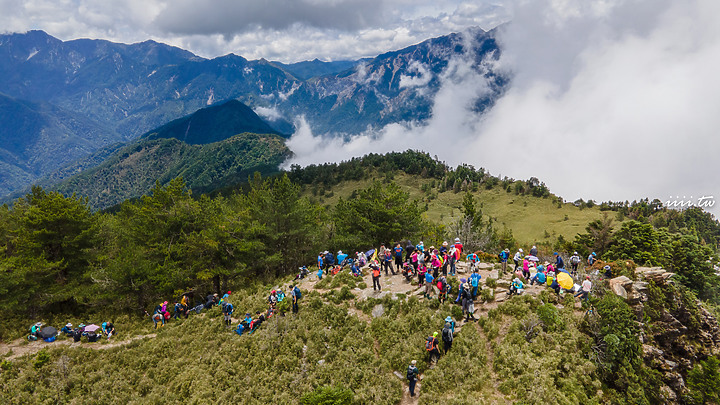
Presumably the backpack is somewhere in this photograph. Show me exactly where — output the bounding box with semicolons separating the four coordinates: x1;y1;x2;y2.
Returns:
407;366;417;380
571;256;581;264
294;286;302;300
425;337;434;351
442;326;453;342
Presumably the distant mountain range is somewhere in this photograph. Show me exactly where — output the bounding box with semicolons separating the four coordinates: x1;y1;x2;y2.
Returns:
49;100;290;209
0;28;504;201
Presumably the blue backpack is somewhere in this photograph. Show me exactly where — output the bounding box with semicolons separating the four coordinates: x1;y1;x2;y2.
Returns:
294;286;302;300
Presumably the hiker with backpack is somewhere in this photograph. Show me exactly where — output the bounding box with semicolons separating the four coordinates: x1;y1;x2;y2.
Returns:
417;263;426;286
462;282;476;322
498;248;510;275
513;249;523;271
60;323;73;336
455;278;466;304
407;360;419;397
371;261;382;291
268;290;278;311
470;269;482;298
588;252;597;266
574;276;592;300
222;300;234;326
442;321;453;354
394;244;404;269
448;246;457;276
28;322;43;341
384;252;395;275
437;276;448;303
569;252;581;276
426;332;441;363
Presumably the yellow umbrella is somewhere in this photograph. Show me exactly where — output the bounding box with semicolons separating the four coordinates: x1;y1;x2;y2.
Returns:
556;272;573;289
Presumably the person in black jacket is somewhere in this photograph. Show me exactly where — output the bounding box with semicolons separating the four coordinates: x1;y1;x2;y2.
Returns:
407;360;419;397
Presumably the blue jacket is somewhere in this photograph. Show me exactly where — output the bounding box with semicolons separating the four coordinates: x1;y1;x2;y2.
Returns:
425;273;434;284
470;273;481;287
555;256;564;269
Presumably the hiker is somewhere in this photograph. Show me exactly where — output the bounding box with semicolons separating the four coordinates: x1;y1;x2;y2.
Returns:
424;271;434;299
72;327;82;342
411;249;419;270
575;276;592;300
394;244;404;269
462;282;475;321
603;265;612;279
291;284;301;313
442;320;453;354
371;262;382;291
28;322;43;341
588;252;597;266
152;312;163;329
519;256;529;279
441;250;449;277
430;249;441;279
498;248;510;275
402;262;414;282
378;245;387;272
466;252;478;272
61;323;73;336
554;252;564;269
351;260;362;277
453;238;463;258
444;316;456;333
455;278;466;304
235;313;253;336
87;330;100;343
470;269;482;298
448;246;457;276
102;322;115;339
173;302;185;320
318;252;324;269
154;302;168;326
508;278;524;296
569;252;581;276
384;252;395;275
513;249;523;271
205;293;218;309
418;264;426;286
324;251;335;269
426;332;441;363
268;290;278;310
549;277;561;295
337;251;348;266
529;269;546;285
222;300;234;326
407;360;419;397
437;276;448;303
530;245;538;257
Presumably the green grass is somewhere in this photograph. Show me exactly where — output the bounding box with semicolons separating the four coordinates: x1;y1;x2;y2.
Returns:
304;173;614;245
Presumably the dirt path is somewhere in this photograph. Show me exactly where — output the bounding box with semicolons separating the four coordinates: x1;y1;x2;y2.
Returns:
0;333;157;361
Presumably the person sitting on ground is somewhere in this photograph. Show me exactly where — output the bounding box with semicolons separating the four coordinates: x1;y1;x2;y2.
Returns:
87;331;100;343
61;323;73;336
529;269;546;285
508;278;524;296
249;311;266;334
351;260;362;277
72;327;82;342
575;276;592;300
603;265;612;279
235;313;253;336
550;278;561;295
173;302;185;320
268;290;278;310
102;322;115;339
28;322;43;341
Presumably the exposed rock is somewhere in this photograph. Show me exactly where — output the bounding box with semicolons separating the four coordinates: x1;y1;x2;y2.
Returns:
393;371;404;379
496;279;511;288
664;371;686;393
477;263;493;270
487;270;499;279
372;304;385;318
495;294;506;303
660;385;677;403
609;281;627;300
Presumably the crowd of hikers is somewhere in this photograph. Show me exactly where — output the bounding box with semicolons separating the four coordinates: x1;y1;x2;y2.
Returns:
24;234;610;399
28;321;115;343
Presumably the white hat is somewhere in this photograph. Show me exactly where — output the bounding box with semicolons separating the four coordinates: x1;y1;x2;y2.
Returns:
66;323;72;327
411;360;417;365
573;251;578;255
454;238;460;242
519;248;523;253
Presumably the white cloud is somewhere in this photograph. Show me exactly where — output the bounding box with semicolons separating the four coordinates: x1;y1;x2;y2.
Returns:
284;0;720;217
399;61;432;89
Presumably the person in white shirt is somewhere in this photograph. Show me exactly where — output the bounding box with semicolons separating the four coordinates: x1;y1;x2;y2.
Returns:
513;249;523;271
575;276;592;300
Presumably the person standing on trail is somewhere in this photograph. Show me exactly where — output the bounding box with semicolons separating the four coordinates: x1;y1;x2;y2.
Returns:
371;262;382;291
418;263;426;286
407;360;419;397
378;245;387;273
291;284;300;314
588;252;597;266
513;249;523;271
222;300;234;326
453;238;463;258
442;321;453;354
448;246;457;276
426;332;441;363
424;271;435;299
498;248;510;275
384;251;395;275
470;269;482;298
569;252;581;276
554;252;564;269
318;252;324;270
462;282;475;322
394;244;404;269
530;245;538;257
